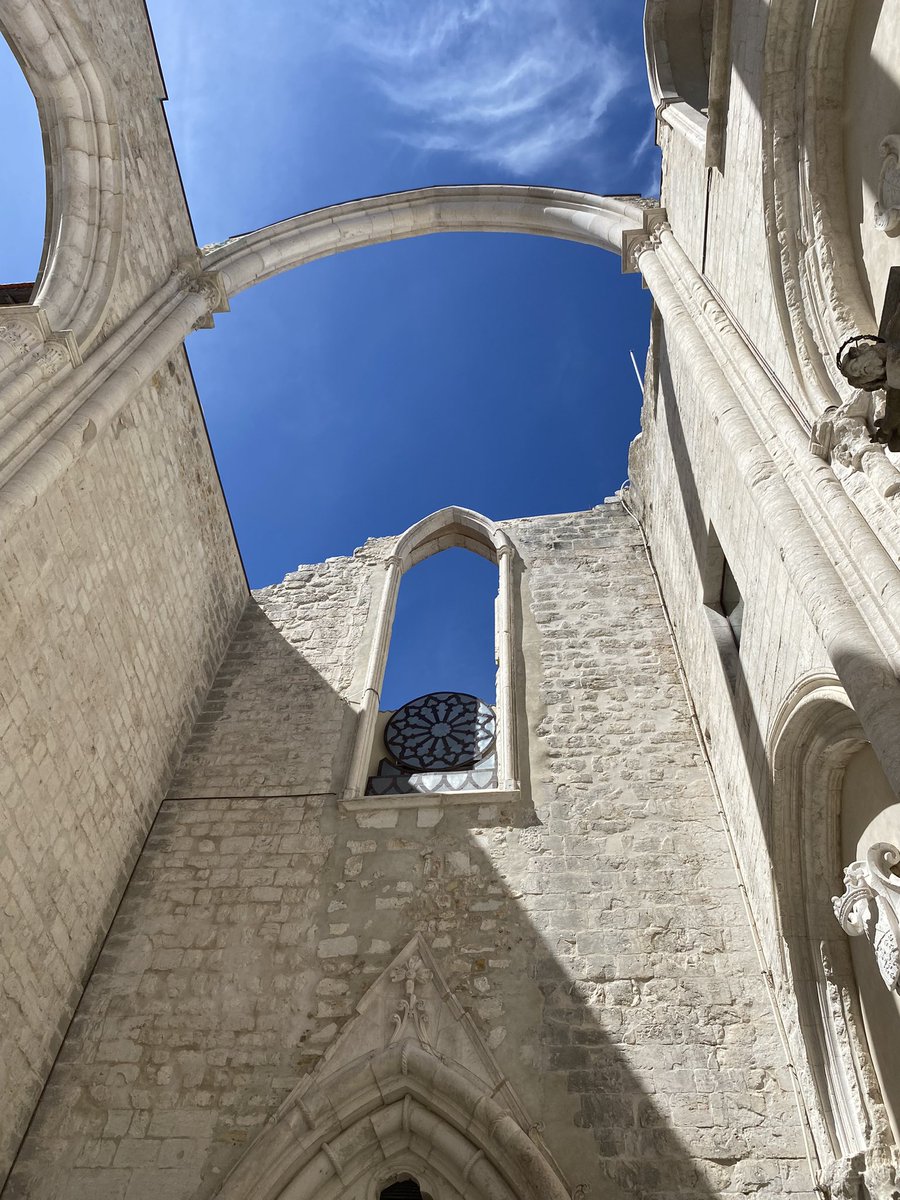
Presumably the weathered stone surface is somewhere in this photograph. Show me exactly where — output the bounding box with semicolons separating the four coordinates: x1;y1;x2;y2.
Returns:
0;0;247;1177
5;508;811;1200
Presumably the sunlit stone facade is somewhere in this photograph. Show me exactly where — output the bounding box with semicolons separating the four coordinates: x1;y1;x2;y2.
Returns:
1;2;899;1198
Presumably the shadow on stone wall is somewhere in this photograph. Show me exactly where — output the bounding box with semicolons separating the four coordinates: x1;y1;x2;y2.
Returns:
168;600;360;800
4;791;770;1200
3;518;809;1200
658;342;769;819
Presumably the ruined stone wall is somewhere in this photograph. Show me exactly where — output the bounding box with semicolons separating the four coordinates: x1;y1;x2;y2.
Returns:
6;508;814;1200
0;3;248;1184
0;352;246;1187
168;551;380;800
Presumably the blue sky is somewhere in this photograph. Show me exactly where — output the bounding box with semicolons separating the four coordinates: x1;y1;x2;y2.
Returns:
1;1;658;706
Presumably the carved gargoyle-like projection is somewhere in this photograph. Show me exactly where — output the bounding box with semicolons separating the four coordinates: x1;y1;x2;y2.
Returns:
836;269;900;452
835;335;900;451
833;842;900;993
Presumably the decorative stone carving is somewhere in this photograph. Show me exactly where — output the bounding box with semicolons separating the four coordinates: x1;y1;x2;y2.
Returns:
875;135;900;235
833;843;900;993
818;1144;900;1199
809;396;900;498
817;1155;865;1200
835;269;900;451
187;269;230;330
389;953;432;1045
210;936;572;1200
622;208;669;274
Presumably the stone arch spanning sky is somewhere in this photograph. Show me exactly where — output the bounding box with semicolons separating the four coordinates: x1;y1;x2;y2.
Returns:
0;0;658;705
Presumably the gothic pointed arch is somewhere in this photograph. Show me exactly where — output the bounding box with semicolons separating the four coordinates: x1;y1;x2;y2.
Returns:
768;676;900;1194
394;505;510;569
212;937;573;1200
1;1;124;346
343;508;519;803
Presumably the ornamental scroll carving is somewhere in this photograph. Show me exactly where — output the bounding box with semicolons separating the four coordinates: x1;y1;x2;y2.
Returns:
833;843;900;993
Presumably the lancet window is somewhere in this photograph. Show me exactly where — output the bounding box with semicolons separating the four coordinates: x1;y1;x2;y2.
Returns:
343;507;519;804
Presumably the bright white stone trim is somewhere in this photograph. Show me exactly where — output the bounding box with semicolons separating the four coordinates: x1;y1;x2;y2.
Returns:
200;186;654;297
1;0;124;346
342;507;519;804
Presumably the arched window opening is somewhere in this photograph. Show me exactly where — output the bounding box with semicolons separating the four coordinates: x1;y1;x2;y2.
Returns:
702;522;743;690
381;548;497;709
664;0;714;115
644;0;732;167
368;548;499;798
380;1179;425;1200
0;33;46;300
343;507;519;804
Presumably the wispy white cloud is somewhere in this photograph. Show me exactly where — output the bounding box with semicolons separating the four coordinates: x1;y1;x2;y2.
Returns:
321;0;632;175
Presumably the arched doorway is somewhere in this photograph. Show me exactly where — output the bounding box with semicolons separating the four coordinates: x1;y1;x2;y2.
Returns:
379;1179;427;1200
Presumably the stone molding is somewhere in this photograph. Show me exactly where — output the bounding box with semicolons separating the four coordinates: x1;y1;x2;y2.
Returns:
200;186;658;296
768;679;898;1182
640;230;900;794
1;0;124;348
761;0;873;417
342;506;520;804
0;261;225;527
212;936;572;1200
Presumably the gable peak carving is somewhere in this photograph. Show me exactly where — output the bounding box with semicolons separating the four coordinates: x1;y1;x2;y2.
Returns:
212;935;575;1200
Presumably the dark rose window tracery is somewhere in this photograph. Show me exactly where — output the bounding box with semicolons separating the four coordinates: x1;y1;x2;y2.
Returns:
383;691;496;772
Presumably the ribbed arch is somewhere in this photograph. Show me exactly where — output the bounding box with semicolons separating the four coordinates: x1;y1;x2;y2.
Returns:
213;1042;572;1200
0;0;123;344
201;187;654;303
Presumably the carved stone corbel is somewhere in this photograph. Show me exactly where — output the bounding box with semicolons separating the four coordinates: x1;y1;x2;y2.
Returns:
833;843;900;993
875;135;900;235
0;305;81;376
621;206;668;275
818;1148;900;1200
